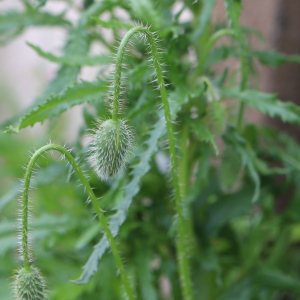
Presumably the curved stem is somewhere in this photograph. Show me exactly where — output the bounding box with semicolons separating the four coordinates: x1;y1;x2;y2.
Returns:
111;26;194;300
21;144;135;300
197;28;237;75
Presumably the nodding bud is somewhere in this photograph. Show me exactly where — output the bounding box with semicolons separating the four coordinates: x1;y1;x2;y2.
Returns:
13;265;47;300
89;119;134;180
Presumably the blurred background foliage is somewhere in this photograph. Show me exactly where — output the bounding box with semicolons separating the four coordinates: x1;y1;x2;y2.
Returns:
1;0;300;299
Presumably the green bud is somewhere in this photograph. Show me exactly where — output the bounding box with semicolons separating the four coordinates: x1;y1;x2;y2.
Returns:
205;100;226;136
13;265;47;300
89;119;134;179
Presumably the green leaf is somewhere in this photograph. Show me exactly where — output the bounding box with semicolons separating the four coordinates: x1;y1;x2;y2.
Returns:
6;80;107;133
253;269;300;294
188;119;219;155
259;128;300;172
73;114;166;284
206;187;253;233
219;145;243;192
191;0;218;42
0;214;77;255
0;182;21;211
224;88;300;124
136;249;158;300
38;26;91;101
37;1;112;100
224;0;249;89
224;0;242;29
0;10;70;43
206;45;239;67
224;129;260;202
254;50;300;67
27;42;112;66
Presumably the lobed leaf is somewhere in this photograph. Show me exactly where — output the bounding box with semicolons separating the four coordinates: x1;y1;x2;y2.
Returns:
224;129;260;202
254;50;300;67
35;0;113;102
27;42;112;66
6;80;107;133
38;26;91;101
188;119;219;155
224;0;249;89
0;10;70;43
224;0;242;29
224;88;300;124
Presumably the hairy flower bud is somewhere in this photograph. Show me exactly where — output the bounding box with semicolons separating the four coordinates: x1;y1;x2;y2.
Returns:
89;118;134;179
13;265;47;300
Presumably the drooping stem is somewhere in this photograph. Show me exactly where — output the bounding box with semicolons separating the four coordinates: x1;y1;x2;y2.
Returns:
111;26;194;300
21;144;135;300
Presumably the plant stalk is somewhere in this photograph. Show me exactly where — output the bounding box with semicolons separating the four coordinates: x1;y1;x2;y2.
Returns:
111;26;194;300
21;144;135;300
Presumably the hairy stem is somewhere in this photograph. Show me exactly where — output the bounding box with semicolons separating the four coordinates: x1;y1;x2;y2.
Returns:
21;144;135;300
111;26;194;300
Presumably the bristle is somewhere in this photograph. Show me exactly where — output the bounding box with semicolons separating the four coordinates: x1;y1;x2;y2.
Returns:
13;265;47;300
88;119;135;180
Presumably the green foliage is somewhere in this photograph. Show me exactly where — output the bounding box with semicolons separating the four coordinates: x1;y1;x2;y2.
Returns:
254;50;300;67
74;115;166;284
0;9;70;44
27;43;112;66
225;88;300;124
6;80;107;133
2;0;300;299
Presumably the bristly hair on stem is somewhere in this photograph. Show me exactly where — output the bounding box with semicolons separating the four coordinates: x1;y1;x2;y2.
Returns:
91;24;195;300
14;144;136;300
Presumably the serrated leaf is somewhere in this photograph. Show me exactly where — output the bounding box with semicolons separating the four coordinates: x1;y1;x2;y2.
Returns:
6;80;107;132
27;42;112;66
188;119;219;155
224;88;300;124
254;50;300;67
0;10;70;43
38;26;91;101
37;0;111;99
224;0;249;89
224;129;260;202
219;145;243;192
224;0;242;28
73;114;166;284
259;128;300;172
